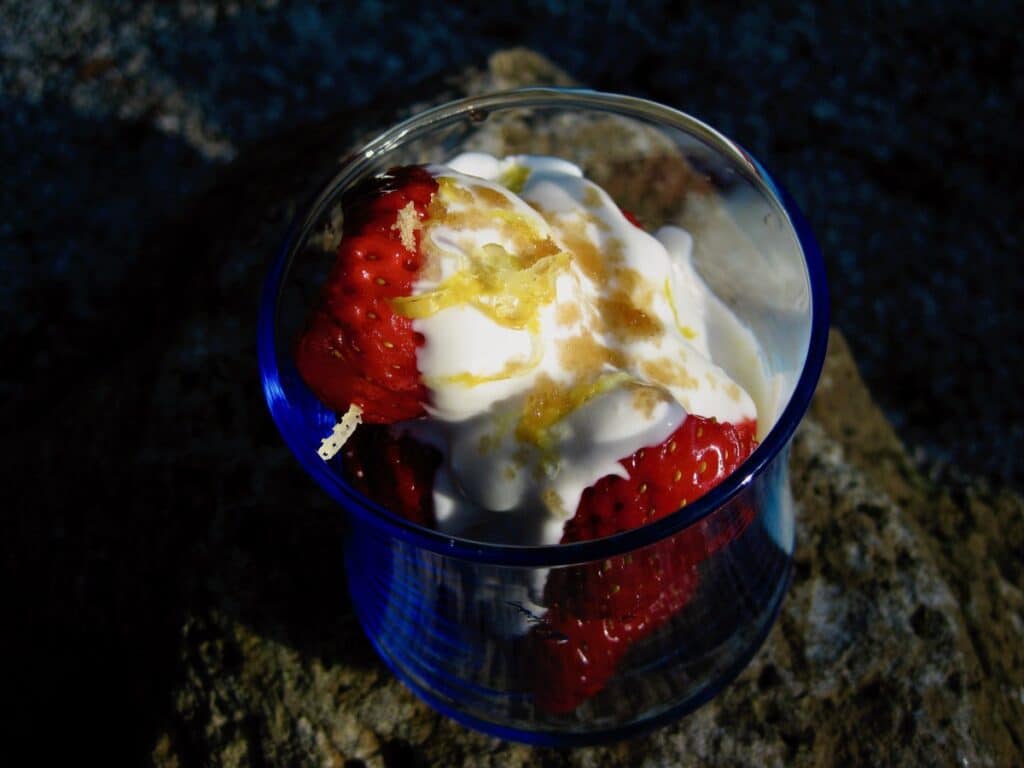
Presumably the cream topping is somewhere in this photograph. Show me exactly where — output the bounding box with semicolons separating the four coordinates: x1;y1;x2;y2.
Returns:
392;153;763;545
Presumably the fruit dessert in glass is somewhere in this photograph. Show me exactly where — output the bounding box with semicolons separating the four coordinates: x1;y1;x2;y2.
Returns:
259;89;828;745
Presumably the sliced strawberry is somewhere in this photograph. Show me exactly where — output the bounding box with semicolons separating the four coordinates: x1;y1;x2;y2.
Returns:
295;166;437;424
532;415;758;713
341;424;441;528
532;536;701;713
564;416;758;542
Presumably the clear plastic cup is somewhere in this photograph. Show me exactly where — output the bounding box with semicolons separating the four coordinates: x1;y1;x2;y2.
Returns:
258;89;828;745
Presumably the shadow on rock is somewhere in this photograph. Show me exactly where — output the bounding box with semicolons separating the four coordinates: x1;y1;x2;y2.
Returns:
6;82;455;763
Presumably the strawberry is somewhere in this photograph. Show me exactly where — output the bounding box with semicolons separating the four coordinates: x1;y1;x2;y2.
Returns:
531;415;758;713
563;416;757;543
295;166;437;423
530;536;701;713
341;424;441;528
338;413;757;714
622;209;644;229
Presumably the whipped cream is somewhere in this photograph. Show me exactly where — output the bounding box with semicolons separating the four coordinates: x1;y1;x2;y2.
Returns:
391;153;766;545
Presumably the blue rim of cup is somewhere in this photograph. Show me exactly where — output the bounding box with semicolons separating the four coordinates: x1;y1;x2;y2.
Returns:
258;88;830;568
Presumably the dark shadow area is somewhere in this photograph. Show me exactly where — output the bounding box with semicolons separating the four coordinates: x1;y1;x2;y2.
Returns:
4;1;1024;763
4;77;455;762
109;0;1024;488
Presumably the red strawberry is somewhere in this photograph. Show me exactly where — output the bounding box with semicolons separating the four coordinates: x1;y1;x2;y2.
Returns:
531;537;701;713
622;209;644;229
531;415;758;713
341;424;442;528
563;416;757;542
295;166;437;423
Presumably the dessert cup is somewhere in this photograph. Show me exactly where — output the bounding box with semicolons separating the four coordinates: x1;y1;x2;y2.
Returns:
258;88;828;745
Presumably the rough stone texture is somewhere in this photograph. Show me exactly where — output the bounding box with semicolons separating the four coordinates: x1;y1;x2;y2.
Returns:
6;39;1021;765
147;328;1024;768
126;52;1020;766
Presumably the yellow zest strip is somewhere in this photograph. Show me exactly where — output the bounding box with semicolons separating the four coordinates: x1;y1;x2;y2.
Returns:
498;163;531;193
439;337;543;388
664;277;697;340
516;372;633;451
391;245;571;331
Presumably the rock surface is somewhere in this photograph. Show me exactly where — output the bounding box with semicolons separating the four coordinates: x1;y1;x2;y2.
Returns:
149;329;1024;768
5;38;1021;764
132;52;1023;767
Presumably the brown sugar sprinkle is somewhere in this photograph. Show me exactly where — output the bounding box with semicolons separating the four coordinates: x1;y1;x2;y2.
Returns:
584;303;608;334
517;372;631;450
630;384;663;418
598;291;662;341
604;237;625;264
562;229;605;282
612;265;638;292
518;374;564;442
472;184;515;209
521;235;561;268
542;488;566;517
726;382;742;402
529;209;606;281
555;302;582;327
441;209;552;270
558;333;625;377
443;210;505;239
611;266;653;301
583;186;603;208
640;356;699;390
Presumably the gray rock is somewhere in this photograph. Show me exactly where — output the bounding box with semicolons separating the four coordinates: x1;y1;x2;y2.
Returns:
150;331;1023;767
144;52;1023;767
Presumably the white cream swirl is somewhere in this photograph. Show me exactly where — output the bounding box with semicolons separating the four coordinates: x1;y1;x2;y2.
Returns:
392;153;763;545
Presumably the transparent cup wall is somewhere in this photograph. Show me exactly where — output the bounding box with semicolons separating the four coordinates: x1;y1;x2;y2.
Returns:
264;93;818;744
346;458;793;740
